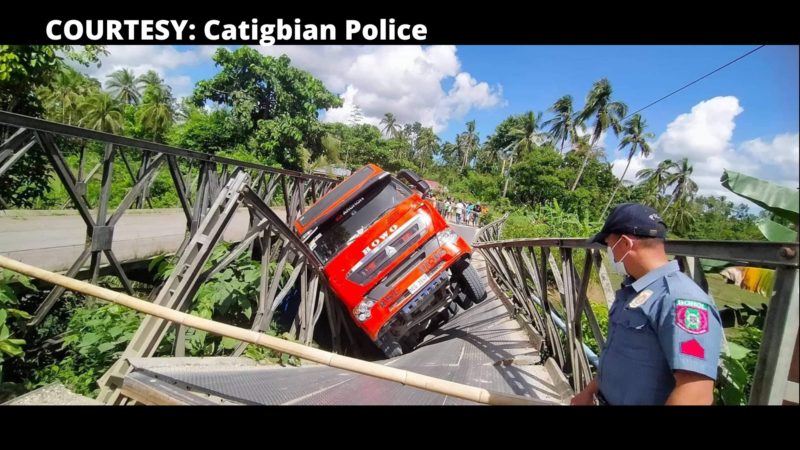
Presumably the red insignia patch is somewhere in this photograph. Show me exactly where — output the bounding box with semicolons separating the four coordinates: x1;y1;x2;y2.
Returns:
680;339;705;359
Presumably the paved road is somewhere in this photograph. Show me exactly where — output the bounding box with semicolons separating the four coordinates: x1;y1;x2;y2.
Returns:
0;209;481;272
0;208;284;272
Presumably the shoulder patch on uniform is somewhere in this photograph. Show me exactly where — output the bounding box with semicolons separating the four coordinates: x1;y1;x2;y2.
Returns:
628;289;653;309
680;339;705;359
675;299;709;334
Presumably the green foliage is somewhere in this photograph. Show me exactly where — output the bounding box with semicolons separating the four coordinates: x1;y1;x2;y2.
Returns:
30;143;182;210
716;326;762;405
0;270;34;384
447;171;502;204
243;327;302;367
135;78;176;142
684;196;763;241
168;107;244;155
0;46;105;207
151;243;295;358
31;302;142;397
0;45;105;111
581;303;609;355
510;145;570;206
190;48;341;170
501;200;602;240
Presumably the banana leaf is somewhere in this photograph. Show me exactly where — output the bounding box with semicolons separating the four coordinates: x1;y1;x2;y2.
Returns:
701;258;731;273
757;217;798;242
721;170;798;241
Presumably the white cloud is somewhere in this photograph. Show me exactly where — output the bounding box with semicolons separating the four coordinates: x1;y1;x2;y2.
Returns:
575;126;607;151
71;45;204;99
611;153;651;181
74;45;501;133
655;96;743;158
631;96;799;206
740;133;800;178
163;75;193;99
255;45;503;132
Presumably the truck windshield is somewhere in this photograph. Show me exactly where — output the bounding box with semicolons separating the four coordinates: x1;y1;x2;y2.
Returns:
307;177;411;265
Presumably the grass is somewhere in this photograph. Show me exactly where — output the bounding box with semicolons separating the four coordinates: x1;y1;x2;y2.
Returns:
599;264;768;309
705;273;768;309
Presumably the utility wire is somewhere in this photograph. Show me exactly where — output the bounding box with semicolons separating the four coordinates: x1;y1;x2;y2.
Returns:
625;45;766;119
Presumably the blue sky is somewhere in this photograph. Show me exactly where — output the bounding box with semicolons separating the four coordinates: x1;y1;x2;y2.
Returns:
450;46;800;140
80;45;799;203
449;45;798;144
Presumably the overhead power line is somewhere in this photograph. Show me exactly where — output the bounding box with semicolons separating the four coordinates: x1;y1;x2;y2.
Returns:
626;45;766;119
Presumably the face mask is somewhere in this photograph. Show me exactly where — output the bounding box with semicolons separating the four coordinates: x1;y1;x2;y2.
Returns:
607;237;631;276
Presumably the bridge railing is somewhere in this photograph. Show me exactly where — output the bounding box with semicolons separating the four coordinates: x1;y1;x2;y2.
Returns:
0;111;339;325
473;214;799;404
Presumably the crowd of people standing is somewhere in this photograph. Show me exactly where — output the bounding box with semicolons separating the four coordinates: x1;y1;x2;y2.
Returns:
428;196;484;227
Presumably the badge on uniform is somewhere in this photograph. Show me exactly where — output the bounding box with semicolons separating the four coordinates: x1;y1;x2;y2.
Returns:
627;289;653;308
675;299;709;334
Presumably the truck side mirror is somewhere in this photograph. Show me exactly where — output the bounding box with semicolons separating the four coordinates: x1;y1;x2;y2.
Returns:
397;169;431;197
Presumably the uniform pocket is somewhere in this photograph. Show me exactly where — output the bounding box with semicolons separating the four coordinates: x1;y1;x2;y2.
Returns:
610;309;660;361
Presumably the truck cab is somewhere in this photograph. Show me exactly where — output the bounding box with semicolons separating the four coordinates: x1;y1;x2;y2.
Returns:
294;164;486;357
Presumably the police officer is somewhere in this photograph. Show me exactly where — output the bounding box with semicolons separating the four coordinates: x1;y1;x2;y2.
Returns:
571;203;722;405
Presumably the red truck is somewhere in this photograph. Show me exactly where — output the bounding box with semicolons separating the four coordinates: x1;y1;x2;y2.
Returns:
294;164;486;357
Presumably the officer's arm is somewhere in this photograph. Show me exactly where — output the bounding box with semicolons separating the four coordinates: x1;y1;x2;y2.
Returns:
666;370;715;405
656;295;722;405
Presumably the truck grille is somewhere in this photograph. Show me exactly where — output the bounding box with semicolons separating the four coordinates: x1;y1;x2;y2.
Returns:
363;237;440;304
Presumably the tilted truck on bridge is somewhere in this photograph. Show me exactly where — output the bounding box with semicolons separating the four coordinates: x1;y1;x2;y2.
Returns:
294;164;486;357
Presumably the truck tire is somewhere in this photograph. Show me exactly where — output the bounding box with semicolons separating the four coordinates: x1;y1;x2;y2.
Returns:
455;263;487;306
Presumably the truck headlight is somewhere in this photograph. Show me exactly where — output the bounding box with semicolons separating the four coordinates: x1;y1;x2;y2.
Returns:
418;210;432;229
354;299;377;321
437;229;459;245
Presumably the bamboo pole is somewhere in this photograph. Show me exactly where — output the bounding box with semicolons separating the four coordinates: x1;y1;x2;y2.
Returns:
0;255;558;406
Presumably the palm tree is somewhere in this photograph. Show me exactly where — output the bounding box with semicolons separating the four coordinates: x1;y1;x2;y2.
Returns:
79;92;124;133
636;159;674;193
668;198;697;234
403;122;423;160
543;95;577;153
509;111;546;159
137;70;163;88
601;114;655;216
380;112;401;138
459;120;479;170
40;68;89;125
105;68;142;105
137;84;176;142
572;78;628;191
663;158;697;213
572;135;605;163
476;138;500;172
415;127;439;173
441;141;459;168
636;159;675;208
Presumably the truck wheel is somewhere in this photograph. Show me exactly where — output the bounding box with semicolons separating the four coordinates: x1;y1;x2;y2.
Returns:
455;263;487;305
